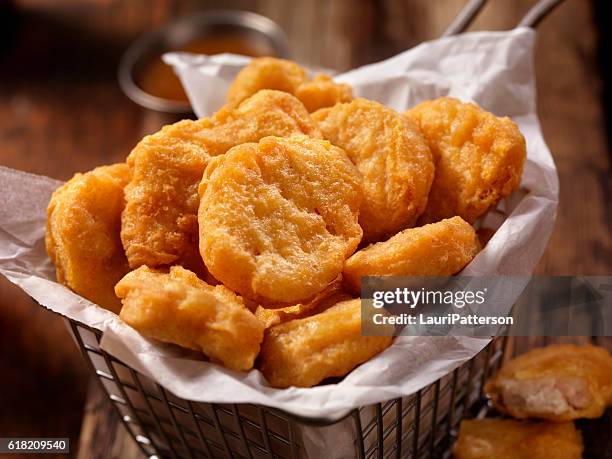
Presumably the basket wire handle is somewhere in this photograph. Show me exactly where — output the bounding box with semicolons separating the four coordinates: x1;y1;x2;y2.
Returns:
518;0;566;28
443;0;566;37
443;0;488;37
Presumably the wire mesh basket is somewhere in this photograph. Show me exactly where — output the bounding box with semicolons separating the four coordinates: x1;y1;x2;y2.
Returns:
67;319;507;459
58;2;565;458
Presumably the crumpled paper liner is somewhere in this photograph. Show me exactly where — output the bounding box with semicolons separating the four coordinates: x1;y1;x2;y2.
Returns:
0;28;557;422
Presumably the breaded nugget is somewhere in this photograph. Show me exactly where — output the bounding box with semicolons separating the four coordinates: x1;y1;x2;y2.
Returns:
485;344;612;421
254;277;350;328
255;292;352;328
259;298;393;388
227;57;352;112
199;135;363;304
122;120;209;268
453;418;583;459
343;216;479;293
227;57;308;108
195;89;322;156
121;90;321;268
46;163;130;313
115;266;264;371
294;74;353;112
313;99;434;242
405;97;526;224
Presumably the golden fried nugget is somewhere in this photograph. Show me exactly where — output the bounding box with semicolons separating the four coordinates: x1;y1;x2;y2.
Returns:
485;344;612;421
453;419;583;459
195;89;322;156
343;216;479;292
166;265;255;312
313;99;434;242
259;299;393;388
255;292;352;328
121;90;321;268
199;135;363;304
405;97;526;224
121;120;210;268
227;57;352;112
227;57;308;108
115;266;264;371
255;277;351;328
294;75;353;112
46;163;130;313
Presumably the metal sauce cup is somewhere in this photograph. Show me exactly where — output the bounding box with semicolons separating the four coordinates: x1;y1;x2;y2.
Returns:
118;10;289;113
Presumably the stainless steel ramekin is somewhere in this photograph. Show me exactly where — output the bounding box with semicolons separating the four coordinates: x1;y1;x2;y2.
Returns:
118;10;289;113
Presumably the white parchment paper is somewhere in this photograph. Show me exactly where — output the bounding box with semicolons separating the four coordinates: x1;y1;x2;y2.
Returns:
0;28;558;422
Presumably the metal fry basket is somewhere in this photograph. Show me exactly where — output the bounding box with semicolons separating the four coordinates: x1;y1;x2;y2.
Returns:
67;319;506;458
60;1;564;457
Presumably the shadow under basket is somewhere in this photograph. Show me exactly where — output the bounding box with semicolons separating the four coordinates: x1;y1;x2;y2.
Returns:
66;318;508;458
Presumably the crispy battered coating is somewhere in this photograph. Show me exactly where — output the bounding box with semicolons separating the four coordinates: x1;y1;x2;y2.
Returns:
294;74;353;112
199;135;363;304
485;344;612;421
405;97;526;224
115;266;264;371
259;299;393;388
196;89;322;156
254;277;350;328
453;419;583;459
255;292;352;328
46;163;130;313
343;216;479;292
227;57;352;112
122;120;209;268
313;99;434;242
227;57;308;108
121;90;321;268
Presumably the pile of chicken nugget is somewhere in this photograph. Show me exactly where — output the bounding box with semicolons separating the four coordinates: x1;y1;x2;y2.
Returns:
46;57;527;388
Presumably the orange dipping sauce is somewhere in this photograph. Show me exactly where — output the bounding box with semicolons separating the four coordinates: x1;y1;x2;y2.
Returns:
137;33;277;102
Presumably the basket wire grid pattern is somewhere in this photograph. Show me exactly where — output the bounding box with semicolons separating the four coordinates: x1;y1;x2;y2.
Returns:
68;320;508;459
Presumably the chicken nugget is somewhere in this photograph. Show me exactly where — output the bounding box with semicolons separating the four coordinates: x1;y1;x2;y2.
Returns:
313;98;434;242
115;266;264;371
46;163;130;313
255;292;352;328
485;344;612;421
121;90;321;268
405;97;526;224
343;216;479;293
121;120;209;269
453;418;583;459
260;298;393;388
227;57;308;108
254;277;350;328
294;74;353;112
199;135;363;304
227;57;352;112
196;89;322;156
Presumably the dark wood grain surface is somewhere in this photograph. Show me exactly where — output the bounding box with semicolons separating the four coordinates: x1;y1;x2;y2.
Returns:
0;0;610;458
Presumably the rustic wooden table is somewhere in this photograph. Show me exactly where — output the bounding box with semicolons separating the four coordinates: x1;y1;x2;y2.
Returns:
0;0;610;458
